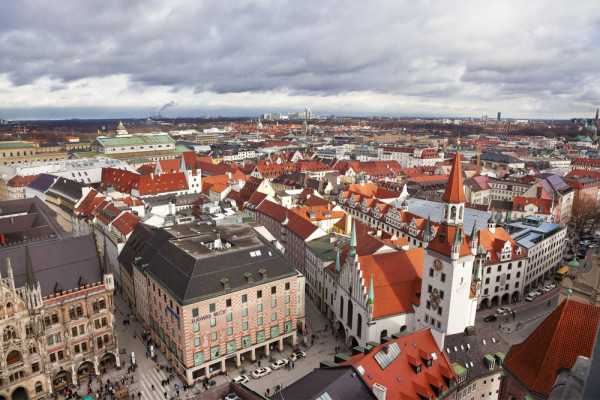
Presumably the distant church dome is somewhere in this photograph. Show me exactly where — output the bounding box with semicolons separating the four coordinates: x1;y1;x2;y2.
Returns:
116;121;128;135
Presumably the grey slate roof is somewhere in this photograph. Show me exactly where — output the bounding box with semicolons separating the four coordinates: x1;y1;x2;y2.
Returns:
444;325;510;384
400;198;500;235
479;151;523;163
0;234;102;297
46;177;85;205
0;197;65;244
129;222;298;304
279;366;376;400
27;173;57;193
118;223;157;276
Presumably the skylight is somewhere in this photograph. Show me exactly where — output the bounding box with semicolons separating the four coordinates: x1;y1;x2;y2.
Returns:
373;342;401;370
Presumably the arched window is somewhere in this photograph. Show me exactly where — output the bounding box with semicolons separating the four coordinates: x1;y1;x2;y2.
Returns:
51;311;59;324
347;299;353;329
69;307;76;320
459;206;463;219
2;326;16;341
6;302;13;315
339;296;344;319
44;314;51;327
98;298;106;310
450;206;457;219
29;343;37;354
357;314;362;338
76;305;83;317
92;300;99;313
6;350;22;365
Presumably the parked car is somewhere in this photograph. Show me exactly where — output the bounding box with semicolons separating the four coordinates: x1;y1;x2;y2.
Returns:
232;375;249;384
251;367;272;379
496;307;511;315
270;359;289;370
525;292;538;302
289;350;306;362
225;394;243;400
484;315;497;322
541;287;550;293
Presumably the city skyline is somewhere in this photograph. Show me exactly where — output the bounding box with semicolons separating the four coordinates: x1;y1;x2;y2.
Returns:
1;0;599;120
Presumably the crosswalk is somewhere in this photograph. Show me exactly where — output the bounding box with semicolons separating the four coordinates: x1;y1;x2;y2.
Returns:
134;368;180;399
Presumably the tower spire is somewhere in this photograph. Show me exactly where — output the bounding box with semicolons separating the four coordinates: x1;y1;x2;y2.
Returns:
349;220;357;257
367;275;374;304
442;153;466;204
423;213;432;239
25;244;36;290
334;249;341;273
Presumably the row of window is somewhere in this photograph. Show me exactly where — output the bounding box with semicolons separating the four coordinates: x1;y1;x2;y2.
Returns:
44;299;107;327
191;285;291;318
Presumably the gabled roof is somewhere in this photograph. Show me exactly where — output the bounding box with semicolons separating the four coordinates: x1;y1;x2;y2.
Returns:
111;211;141;236
427;225;472;258
442;153;466;203
340;328;458;400
360;248;424;317
503;299;600;397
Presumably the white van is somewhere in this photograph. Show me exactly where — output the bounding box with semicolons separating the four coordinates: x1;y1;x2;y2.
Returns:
525;292;538;302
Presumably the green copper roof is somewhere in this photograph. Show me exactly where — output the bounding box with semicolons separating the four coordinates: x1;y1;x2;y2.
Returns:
452;226;462;246
568;257;580;269
423;214;432;237
95;134;175;147
471;217;478;239
367;275;374;304
334;249;341;273
349;220;357;256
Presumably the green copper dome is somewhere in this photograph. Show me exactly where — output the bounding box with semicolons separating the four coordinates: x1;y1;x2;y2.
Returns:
568;257;580;269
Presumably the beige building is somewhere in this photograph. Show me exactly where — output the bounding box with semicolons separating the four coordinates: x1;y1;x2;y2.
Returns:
0;199;119;400
0;142;68;166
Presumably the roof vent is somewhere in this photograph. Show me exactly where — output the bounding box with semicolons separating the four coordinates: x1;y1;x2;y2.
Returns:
259;268;268;279
244;272;254;284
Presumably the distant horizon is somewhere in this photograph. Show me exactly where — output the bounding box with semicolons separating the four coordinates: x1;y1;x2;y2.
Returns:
0;106;589;123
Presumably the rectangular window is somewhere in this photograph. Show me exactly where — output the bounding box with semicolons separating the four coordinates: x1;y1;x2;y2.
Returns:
285;295;291;304
226;312;232;322
242;308;248;317
210;345;219;359
257;290;262;299
285;308;290;317
271;312;277;321
441;273;446;283
192;308;198;318
270;325;279;338
227;340;236;354
271;299;277;308
194;351;204;366
242;294;248;303
242;334;251;348
211;332;217;342
257;317;263;326
242;321;248;331
54;333;61;343
194;337;201;347
285;282;290;290
209;303;216;313
226;299;232;307
285;321;293;333
256;329;265;343
193;322;200;333
210;317;216;327
227;326;233;336
257;303;263;312
271;286;277;295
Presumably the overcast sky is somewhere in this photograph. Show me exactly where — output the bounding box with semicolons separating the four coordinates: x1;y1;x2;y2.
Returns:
1;0;599;120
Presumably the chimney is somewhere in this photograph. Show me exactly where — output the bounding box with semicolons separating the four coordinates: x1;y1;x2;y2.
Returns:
150;173;154;179
372;383;387;400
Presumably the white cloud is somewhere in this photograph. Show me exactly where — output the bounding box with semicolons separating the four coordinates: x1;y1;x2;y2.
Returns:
0;0;599;119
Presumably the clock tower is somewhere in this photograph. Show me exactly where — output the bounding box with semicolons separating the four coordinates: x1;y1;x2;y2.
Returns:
415;153;478;335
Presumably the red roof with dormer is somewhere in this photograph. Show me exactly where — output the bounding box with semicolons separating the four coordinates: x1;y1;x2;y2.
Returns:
339;328;457;399
112;211;140;236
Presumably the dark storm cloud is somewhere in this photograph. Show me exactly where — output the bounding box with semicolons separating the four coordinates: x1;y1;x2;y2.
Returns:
0;0;599;117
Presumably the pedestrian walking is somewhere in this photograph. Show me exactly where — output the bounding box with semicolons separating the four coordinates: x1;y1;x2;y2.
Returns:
138;392;142;398
151;385;155;391
292;362;295;369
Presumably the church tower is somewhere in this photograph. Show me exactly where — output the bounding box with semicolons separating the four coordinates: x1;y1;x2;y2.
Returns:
416;153;478;335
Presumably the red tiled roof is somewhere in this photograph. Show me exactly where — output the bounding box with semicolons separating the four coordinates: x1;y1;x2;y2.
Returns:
503;299;600;397
345;182;399;199
360;248;424;317
157;158;180;173
7;174;40;187
513;197;552;214
427;225;472;257
340;329;457;399
442;153;466;203
74;189;100;213
111;211;140;236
